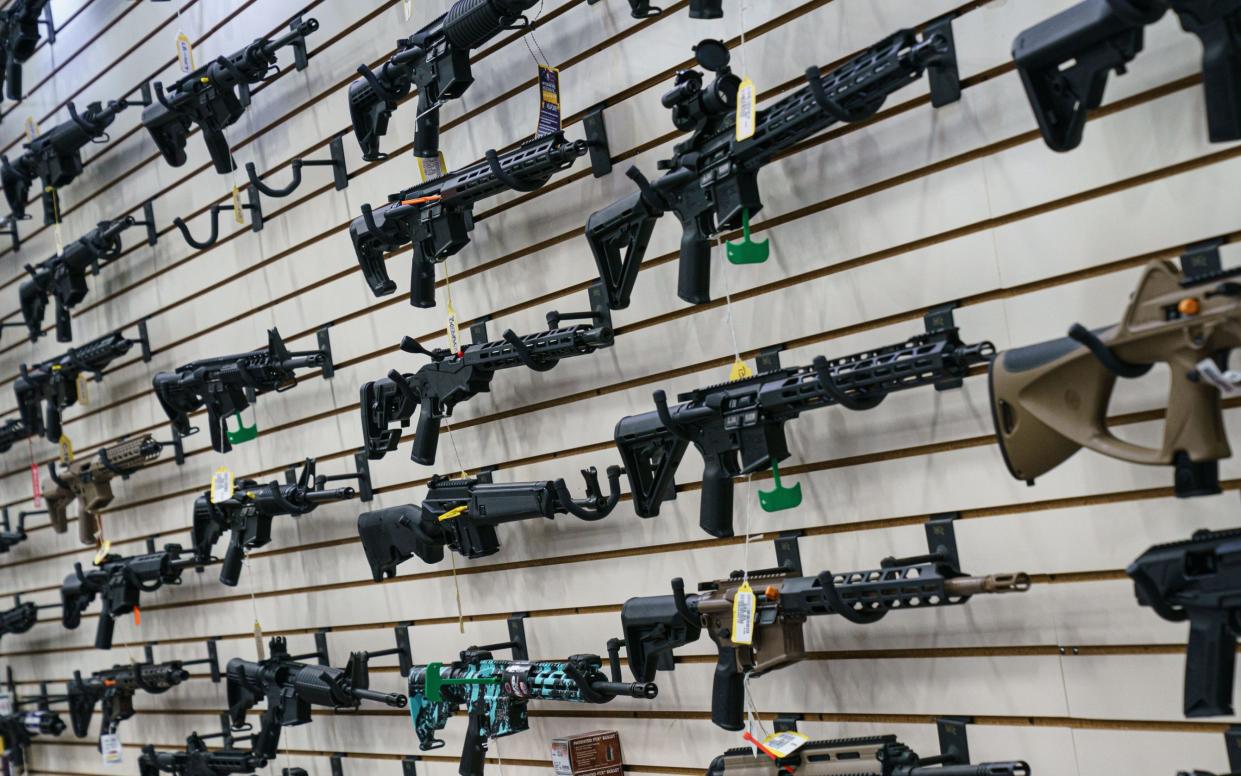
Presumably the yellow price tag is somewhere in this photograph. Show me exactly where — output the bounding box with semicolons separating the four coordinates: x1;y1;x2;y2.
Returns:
417;152;448;183
735;77;757;142
58;434;73;466
210;467;235;503
231;186;245;225
761;730;809;758
93;540;113;565
445;299;462;356
731;580;756;645
176;30;194;73
729;358;753;381
438;505;469;522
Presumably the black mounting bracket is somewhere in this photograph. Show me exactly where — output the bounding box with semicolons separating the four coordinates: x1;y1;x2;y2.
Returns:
173;188;264;249
0;215;20;253
936;717;972;766
318;325;335;379
329;754;344;776
926;302;965;391
475;464;499;485
395;622;413;676
127;81;155;109
314;630;331;666
161;427;187;466
134;200;159;246
145;536;158;553
508;612;530;661
756;344;785;374
1181;237;1225;281
469;315;492;346
582;103;612;178
402;757;418;776
1226;725;1241;772
925;512;961;569
586;0;661;18
132;319;153;363
774;530;804;576
353;451;374;502
546;282;613;331
923;16;961;108
773;714;802;733
288;15;311;72
39;4;54;45
246;135;349;198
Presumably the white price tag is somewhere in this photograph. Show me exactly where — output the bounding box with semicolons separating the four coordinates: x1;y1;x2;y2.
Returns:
731;580;756;645
761;731;809;758
210;467;234;504
176;31;194;74
403;0;414;20
100;732;123;765
445;299;461;356
0;693;12;715
735;77;757;141
1196;358;1241;396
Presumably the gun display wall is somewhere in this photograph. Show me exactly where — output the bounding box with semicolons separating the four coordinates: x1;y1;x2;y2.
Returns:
0;1;1236;775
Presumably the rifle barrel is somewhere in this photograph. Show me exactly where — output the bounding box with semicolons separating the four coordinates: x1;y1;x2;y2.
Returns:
942;573;1031;596
589;680;658;699
353;687;407;707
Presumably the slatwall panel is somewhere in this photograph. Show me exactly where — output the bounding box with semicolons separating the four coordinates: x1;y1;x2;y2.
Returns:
0;1;1234;775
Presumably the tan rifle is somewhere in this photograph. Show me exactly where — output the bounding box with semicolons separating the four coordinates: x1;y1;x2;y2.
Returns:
43;435;163;544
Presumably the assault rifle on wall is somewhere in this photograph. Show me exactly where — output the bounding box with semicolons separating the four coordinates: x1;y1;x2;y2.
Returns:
1014;0;1241;151
192;457;370;586
152;327;332;454
139;713;268;776
60;538;201;650
14;322;151;443
406;616;657;776
585;22;960;309
360;293;613;465
618;530;1029;730
19;209;158;342
349;0;540;163
0;672;68;771
358;465;622;579
67;641;220;741
2;98;134;224
227;632;409;759
142;17;317;174
616;310;992;537
349;131;592;308
0;0;52;101
0;596;56;642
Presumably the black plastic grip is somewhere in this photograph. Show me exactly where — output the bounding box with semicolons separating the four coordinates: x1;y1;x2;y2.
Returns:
413;91;441;161
1184;607;1237;716
411;404;442;465
699;454;734;538
219;535;246;587
44;402;62;443
95;608;116;650
459;704;488;776
202;126;235;175
6;60;22;102
710;641;745;731
410;248;437;308
676;225;713;305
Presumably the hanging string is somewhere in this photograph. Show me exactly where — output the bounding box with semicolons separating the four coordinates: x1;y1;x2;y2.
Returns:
439;261;469;634
521;1;549;67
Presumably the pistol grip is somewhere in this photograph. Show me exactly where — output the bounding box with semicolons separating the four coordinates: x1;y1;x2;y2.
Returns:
410;249;437;308
77;509;99;546
411;405;442;466
202;126;236;175
699;455;735;538
95;608;116;651
676;225;712;305
711;642;745;731
1184;608;1238;717
219;535;246;587
459;702;488;776
54;298;72;343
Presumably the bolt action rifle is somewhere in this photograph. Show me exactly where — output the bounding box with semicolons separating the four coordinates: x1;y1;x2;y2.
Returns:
14;323;151;443
616;318;993;537
43;434;169;545
152;327;329;454
1013;0;1241;152
141;17;318;175
358;465;623;579
191;458;362;587
408;643;657;776
66;641;219;740
349;130;588;308
1128;527;1241;718
706;734;1030;776
348;0;539;163
988;259;1241;498
620;547;1029;730
226;634;408;759
360;302;613;465
139;715;267;776
19;215;149;343
0;0;51;100
585;22;960;309
60;541;200;650
2;98;132;224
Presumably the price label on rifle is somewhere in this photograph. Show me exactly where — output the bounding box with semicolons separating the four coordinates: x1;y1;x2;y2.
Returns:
58;434;74;466
445;298;462;356
211;467;235;503
731;580;756;645
416;152;447;183
1196;358;1241;396
100;732;123;765
403;0;414;20
93;539;112;565
536;64;562;138
30;463;42;508
729;357;753;381
176;31;194;74
53;219;64;256
0;693;12;715
761;730;809;758
23;116;38;143
75;371;91;406
231;186;245;225
254;620;265;660
736;77;757;142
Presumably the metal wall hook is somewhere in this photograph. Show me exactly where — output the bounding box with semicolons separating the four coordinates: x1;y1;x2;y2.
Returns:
173;188;263;248
0;215;20;252
38;4;55;44
582;104;613;178
245;136;348;198
134;200;158;246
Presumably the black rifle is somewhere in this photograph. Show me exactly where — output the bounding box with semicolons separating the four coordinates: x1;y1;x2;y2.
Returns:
19;215;143;343
615;320;993;537
585;24;960;309
350;131;587;308
0;0;51;100
191;458;361;586
151;327;328;454
1013;0;1241;151
706;734;1030;776
0;709;65;769
0;601;38;641
226;634;408;759
141;17;317;175
360;304;613;465
1128;527;1241;717
66;641;220;740
2;99;131;224
15;323;151;443
588;0;721;19
349;0;539;162
621;550;1029;730
139;717;267;776
358;465;623;579
0;418;29;452
60;541;200;650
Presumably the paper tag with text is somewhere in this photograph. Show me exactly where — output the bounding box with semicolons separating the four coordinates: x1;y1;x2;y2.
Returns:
100;732;123;765
24;116;38;143
731;580;756;645
403;0;414;20
445;298;462;356
58;434;73;466
75;371;91;406
93;540;113;565
53;220;64;255
536;64;561;138
176;31;194;74
416;153;447;183
736;77;757;141
210;467;234;503
30;463;42;507
255;620;266;660
1196;358;1241;396
231;186;245;225
761;731;809;758
729;357;753;381
0;693;12;715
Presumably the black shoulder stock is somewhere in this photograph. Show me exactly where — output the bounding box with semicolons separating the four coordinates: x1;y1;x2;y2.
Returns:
140;100;191;168
620;593;702;681
357;505;444;581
